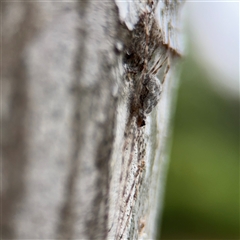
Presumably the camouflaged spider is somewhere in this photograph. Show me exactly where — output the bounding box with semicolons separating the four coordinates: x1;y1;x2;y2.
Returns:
137;54;169;127
142;55;168;114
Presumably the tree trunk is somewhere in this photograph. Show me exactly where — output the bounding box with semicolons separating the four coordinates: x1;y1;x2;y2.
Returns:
1;1;183;239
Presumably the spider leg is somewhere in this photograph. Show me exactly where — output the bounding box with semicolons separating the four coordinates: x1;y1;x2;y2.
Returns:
161;58;170;84
142;55;167;86
149;54;163;73
150;55;168;75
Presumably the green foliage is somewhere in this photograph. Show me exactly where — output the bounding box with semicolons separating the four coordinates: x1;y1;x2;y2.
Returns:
160;57;239;239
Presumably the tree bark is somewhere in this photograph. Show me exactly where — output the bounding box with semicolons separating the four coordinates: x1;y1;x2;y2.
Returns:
1;1;183;239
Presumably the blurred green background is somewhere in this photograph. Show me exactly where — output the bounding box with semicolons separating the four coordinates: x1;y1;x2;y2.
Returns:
159;53;239;239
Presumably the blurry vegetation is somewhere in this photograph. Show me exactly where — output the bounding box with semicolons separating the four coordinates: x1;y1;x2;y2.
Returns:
159;55;239;239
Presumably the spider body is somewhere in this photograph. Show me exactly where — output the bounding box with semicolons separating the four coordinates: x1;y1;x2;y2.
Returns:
142;73;162;115
138;55;169;125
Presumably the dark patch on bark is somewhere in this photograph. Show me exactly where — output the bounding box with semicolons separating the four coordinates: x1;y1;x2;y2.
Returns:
85;51;117;239
1;2;37;238
56;2;89;238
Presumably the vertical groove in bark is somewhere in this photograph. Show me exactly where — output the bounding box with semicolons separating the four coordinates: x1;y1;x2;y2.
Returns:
56;2;89;238
2;50;28;240
1;3;37;238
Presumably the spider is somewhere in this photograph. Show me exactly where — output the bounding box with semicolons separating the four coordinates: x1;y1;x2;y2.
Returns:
137;54;170;127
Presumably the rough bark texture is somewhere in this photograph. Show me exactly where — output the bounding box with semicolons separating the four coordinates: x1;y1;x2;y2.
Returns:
1;1;183;239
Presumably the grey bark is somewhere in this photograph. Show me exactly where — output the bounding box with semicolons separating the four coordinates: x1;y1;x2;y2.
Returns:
1;1;183;239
